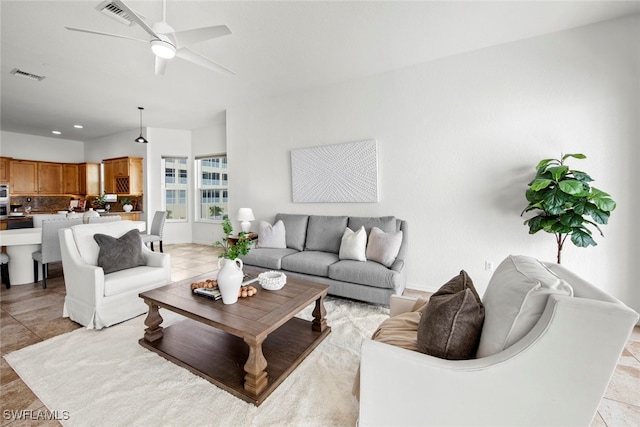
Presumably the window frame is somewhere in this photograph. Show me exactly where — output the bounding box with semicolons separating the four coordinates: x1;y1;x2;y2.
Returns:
195;154;228;223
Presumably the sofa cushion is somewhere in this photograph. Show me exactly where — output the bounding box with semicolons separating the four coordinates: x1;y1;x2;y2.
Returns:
476;255;573;358
339;226;367;262
71;221;142;266
305;215;349;253
417;270;484;360
256;220;287;249
328;260;399;289
366;227;403;267
94;229;146;274
281;251;340;277
348;216;397;234
240;248;299;270
275;214;309;251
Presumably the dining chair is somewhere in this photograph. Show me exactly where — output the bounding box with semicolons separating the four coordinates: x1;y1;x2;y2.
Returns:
88;215;121;223
32;218;83;288
140;211;167;252
0;252;10;289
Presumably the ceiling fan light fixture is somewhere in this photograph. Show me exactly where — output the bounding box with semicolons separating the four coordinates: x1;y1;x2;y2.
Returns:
151;39;176;59
135;107;149;143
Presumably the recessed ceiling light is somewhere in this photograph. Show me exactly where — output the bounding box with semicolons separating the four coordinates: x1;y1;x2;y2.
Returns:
52;131;61;135
74;125;83;129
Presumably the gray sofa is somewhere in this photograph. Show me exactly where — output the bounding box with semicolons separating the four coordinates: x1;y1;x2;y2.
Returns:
240;213;408;305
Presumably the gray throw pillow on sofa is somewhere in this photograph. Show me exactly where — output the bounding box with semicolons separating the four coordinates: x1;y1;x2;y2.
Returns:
93;229;146;274
417;270;484;360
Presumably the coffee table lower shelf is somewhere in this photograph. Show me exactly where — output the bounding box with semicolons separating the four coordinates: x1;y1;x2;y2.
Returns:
139;316;330;406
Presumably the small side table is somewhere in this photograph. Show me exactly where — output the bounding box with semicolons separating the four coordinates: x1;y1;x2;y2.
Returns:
227;233;258;246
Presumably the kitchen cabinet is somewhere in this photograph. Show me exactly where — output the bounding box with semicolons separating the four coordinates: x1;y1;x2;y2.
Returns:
63;163;79;194
38;162;63;194
10;160;38;194
103;157;143;195
79;162;100;195
0;157;10;183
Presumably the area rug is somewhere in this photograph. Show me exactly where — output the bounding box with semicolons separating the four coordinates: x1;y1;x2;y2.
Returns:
4;297;389;427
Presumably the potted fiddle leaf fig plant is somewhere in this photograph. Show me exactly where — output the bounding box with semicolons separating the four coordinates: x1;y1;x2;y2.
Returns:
521;153;616;264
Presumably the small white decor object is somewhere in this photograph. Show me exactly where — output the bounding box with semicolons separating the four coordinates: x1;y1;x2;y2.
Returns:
258;271;287;290
217;258;244;304
83;208;100;224
123;204;133;212
291;139;379;203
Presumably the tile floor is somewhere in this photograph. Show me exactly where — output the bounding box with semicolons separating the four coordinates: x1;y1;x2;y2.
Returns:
1;243;639;426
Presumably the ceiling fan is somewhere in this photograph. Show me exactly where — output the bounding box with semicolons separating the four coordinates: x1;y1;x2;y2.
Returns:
65;0;234;76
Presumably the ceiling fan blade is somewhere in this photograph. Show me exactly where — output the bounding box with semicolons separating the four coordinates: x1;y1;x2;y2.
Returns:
112;0;159;39
176;47;235;76
171;25;231;48
65;26;147;43
155;57;168;76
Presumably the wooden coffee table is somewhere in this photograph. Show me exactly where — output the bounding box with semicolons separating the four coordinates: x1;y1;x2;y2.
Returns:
138;267;331;406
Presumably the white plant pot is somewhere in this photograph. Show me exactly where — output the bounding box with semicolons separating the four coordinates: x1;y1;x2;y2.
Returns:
217;258;243;304
123;204;133;212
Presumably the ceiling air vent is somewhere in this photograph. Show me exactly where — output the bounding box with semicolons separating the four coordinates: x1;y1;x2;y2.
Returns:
96;0;135;26
10;68;46;82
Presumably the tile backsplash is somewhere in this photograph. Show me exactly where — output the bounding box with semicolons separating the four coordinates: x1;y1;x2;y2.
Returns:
9;195;142;213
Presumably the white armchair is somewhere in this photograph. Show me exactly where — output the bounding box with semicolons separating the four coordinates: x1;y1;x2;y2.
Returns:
59;220;171;329
359;261;639;427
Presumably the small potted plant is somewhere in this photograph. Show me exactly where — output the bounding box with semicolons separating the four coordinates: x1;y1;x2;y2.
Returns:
120;197;134;212
213;216;252;260
213;216;252;304
93;193;106;210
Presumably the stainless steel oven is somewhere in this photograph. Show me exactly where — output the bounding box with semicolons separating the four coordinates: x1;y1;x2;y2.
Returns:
0;184;9;216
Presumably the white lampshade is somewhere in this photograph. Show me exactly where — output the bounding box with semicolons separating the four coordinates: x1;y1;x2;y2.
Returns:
237;208;255;233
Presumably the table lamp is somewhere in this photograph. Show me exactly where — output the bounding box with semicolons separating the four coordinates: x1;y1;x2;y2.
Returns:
237;208;255;233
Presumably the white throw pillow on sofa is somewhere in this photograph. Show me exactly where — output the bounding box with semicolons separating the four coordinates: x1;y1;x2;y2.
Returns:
366;227;403;268
256;220;287;249
476;254;573;358
339;226;367;262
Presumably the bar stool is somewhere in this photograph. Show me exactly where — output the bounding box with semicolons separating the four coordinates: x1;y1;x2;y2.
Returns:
0;253;10;289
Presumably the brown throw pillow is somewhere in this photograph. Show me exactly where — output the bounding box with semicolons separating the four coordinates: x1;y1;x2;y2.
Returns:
94;229;146;274
417;270;484;360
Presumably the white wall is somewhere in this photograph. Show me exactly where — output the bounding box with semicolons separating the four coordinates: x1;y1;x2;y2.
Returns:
227;15;640;313
1;131;85;162
192;123;227;246
145;128;192;244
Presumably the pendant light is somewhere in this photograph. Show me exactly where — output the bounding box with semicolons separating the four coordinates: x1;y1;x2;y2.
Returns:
135;107;148;143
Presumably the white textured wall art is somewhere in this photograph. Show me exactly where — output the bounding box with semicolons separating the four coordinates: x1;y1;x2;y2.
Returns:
291;140;379;203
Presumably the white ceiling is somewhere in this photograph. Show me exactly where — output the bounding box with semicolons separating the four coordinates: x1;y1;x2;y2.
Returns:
2;0;639;142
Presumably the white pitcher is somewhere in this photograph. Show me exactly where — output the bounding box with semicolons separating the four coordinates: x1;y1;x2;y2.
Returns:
217;258;243;304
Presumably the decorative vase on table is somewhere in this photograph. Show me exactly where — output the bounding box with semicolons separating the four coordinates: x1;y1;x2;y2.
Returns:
83;208;100;224
217;258;243;304
123;204;133;212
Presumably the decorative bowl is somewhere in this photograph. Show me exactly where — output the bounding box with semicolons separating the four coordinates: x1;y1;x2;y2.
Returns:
258;271;287;290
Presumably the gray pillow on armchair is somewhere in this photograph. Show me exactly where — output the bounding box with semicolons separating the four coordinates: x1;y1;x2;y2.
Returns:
93;229;146;274
417;270;485;360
